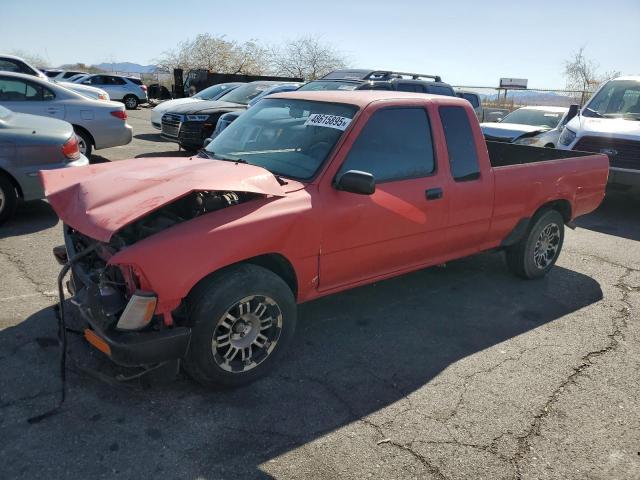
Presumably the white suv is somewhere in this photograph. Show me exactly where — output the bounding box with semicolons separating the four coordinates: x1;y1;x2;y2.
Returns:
75;74;148;109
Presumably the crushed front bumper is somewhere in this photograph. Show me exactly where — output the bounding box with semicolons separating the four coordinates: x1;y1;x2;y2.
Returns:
60;227;191;367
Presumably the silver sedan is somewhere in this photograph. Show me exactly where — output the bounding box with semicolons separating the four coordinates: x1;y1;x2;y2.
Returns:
0;105;88;224
0;71;132;158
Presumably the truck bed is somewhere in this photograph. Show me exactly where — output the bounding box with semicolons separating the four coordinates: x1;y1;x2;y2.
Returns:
487;141;594;168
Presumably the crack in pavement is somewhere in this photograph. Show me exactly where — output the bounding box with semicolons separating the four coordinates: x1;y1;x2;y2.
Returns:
511;266;634;479
0;247;56;299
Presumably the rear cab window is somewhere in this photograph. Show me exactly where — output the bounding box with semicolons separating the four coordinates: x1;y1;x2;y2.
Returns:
439;106;481;181
338;108;435;182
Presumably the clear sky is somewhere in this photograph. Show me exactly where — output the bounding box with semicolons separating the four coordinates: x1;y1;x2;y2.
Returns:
2;0;638;88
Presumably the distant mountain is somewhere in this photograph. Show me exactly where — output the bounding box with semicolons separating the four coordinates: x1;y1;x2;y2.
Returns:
93;62;159;73
485;89;579;107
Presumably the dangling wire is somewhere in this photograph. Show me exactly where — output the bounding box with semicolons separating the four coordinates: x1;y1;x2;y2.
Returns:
27;244;96;424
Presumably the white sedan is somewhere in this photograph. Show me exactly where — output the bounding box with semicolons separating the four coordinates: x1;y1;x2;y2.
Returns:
0;71;132;158
481;106;570;148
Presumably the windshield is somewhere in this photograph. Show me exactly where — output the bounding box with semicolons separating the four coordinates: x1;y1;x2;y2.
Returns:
216;82;275;105
501;108;565;128
193;83;238;100
206;98;358;180
298;80;361;91
584;80;640;120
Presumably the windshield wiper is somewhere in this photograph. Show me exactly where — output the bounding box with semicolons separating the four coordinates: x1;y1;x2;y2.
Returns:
584;107;603;118
273;174;288;186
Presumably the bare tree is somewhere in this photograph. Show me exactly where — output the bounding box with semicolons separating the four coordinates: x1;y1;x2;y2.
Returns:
9;49;48;68
564;47;619;93
156;34;270;74
270;36;347;80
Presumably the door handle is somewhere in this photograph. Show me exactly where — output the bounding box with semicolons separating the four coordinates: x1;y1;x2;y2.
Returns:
425;188;443;200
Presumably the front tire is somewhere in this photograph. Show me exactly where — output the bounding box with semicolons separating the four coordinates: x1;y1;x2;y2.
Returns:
184;264;297;388
0;174;18;225
506;209;565;279
123;95;138;110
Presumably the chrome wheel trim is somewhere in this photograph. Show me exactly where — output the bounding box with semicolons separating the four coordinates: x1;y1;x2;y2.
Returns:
125;97;137;108
211;294;283;373
533;223;560;269
0;188;5;213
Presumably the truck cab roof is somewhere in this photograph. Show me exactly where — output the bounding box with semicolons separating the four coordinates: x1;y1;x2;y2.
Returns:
268;89;466;107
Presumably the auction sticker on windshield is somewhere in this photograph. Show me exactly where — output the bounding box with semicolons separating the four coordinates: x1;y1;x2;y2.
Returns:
304;113;352;130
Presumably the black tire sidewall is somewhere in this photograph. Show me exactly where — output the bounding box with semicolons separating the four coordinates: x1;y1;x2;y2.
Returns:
0;174;18;224
522;210;565;278
185;264;297;388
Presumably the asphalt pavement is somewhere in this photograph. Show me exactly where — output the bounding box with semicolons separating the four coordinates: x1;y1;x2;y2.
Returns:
0;109;638;480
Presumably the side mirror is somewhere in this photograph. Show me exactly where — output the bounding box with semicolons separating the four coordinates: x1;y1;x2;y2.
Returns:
335;170;375;195
566;104;579;123
202;137;212;148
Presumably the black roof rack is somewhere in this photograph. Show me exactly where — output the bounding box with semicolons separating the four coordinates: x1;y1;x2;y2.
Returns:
363;71;443;83
321;69;443;83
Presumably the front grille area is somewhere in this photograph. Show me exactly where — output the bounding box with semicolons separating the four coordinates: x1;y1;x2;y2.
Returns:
161;113;183;138
574;136;640;170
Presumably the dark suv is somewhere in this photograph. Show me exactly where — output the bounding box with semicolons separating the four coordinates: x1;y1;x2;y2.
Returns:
298;69;456;96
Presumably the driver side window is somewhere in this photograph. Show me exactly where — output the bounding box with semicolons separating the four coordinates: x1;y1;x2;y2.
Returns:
337;108;436;183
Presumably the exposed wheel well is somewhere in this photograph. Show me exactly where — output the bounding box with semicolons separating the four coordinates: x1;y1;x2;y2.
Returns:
72;124;95;146
544;143;555;148
190;253;299;302
244;254;298;299
0;168;23;199
538;199;572;222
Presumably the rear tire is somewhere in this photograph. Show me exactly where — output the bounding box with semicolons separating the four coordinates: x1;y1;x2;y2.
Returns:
0;174;18;225
123;95;138;110
506;209;564;279
74;127;93;159
184;264;297;388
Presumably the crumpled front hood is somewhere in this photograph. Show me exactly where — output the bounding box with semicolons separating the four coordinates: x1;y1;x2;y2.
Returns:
567;115;640;141
41;156;285;242
166;100;245;115
480;122;549;142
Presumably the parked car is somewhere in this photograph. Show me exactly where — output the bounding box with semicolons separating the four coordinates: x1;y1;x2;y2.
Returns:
45;70;89;81
0;55;108;103
0;72;132;157
0;54;47;80
481;106;572;147
210;83;302;138
0;105;88;224
43;90;608;388
74;74;148;109
56;81;110;101
299;69;456;96
150;82;243;129
160;81;290;150
558;75;640;189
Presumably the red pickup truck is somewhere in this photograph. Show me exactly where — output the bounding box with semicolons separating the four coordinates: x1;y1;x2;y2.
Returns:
43;91;609;388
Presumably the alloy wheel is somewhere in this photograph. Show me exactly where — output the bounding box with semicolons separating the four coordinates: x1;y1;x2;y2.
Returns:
211;295;283;373
533;223;561;269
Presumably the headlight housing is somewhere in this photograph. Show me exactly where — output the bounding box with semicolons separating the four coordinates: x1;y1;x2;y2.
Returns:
186;114;209;121
559;127;577;147
514;136;540;146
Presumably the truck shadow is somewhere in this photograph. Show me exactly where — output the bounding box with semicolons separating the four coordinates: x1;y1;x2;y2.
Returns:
0;253;603;479
576;190;640;242
0;200;58;239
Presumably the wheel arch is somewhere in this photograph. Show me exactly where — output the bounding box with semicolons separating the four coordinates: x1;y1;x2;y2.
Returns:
72;124;95;146
188;252;299;301
537;198;572;223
